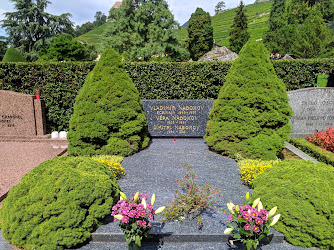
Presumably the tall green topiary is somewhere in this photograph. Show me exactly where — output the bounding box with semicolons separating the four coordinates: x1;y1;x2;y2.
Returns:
2;47;26;62
0;156;120;250
205;40;293;160
252;159;334;249
67;47;150;156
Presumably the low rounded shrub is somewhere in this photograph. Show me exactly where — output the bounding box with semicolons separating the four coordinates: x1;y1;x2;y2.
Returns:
252;159;334;249
0;156;120;250
92;155;125;179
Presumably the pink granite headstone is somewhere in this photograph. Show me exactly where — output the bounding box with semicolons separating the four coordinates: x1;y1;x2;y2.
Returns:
0;90;46;136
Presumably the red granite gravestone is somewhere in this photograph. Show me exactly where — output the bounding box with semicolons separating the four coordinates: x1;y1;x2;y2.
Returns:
0;90;46;136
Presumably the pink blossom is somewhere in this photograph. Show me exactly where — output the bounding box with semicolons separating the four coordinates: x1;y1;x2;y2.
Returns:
148;213;154;220
255;217;263;225
137;204;144;210
253;225;260;233
259;209;268;215
122;216;129;223
147;203;153;210
262;215;268;221
228;214;233;221
128;210;137;218
243;205;251;210
244;223;252;231
250;210;258;218
243;214;251;222
136;220;147;227
148;222;152;227
138;210;146;217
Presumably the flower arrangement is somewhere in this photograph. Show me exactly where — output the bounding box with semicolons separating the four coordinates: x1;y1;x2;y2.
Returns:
237;159;280;187
307;126;334;152
112;191;165;248
224;192;281;250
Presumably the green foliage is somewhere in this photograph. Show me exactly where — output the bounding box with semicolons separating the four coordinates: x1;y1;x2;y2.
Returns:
179;1;273;48
0;36;8;61
215;1;226;15
1;58;334;131
2;47;26;62
187;8;213;61
1;0;74;61
75;23;109;53
289;138;334;166
205;40;293;160
264;0;333;57
0;156;120;250
103;0;189;61
229;1;250;53
38;34;97;62
91;155;125;179
252;159;334;249
68;48;149;156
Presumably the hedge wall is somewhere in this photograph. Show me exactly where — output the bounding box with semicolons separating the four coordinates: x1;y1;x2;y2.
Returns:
1;59;333;131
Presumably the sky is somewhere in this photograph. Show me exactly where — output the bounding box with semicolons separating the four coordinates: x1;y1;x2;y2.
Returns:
0;0;255;37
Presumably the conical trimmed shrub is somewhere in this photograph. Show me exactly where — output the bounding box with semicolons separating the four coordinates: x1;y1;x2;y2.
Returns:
68;47;149;156
204;40;293;160
2;47;26;62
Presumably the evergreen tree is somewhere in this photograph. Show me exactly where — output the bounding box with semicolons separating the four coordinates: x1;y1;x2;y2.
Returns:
2;47;26;62
1;0;73;61
205;40;293;160
68;47;150;156
103;0;189;61
215;1;226;15
0;36;8;61
229;1;250;53
187;8;213;61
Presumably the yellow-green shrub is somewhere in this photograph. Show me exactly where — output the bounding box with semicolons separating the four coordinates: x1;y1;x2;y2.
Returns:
237;159;280;186
92;155;125;179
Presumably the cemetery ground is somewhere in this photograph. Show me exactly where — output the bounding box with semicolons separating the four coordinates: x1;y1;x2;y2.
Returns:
0;138;323;250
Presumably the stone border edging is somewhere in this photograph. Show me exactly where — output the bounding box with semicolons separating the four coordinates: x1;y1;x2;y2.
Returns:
284;141;318;163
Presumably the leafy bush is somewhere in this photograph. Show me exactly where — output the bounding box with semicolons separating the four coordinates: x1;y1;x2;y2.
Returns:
252;159;334;249
162;164;221;224
92;155;125;179
2;47;26;62
0;156;120;250
205;40;293;160
237;159;280;187
1;59;333;131
67;47;150;157
306;126;334;152
289;138;334;166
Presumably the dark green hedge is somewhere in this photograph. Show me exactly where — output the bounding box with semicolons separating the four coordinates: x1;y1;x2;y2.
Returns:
289;138;334;167
1;59;333;131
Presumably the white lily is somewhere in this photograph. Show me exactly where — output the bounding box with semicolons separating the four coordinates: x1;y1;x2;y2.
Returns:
245;192;250;203
269;214;281;226
252;198;261;208
133;192;139;202
257;201;263;211
120;192;127;201
151;194;156;206
224;227;234;234
114;214;124;220
155;206;166;214
141;198;147;209
268;206;277;218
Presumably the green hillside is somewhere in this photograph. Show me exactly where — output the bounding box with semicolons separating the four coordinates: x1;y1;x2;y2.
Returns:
76;1;273;52
75;23;108;52
178;1;273;47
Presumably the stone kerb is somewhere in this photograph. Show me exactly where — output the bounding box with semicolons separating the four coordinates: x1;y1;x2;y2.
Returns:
0;90;46;137
142;100;214;137
287;87;334;138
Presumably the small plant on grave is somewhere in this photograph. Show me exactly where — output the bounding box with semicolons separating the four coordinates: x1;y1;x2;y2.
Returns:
112;192;165;248
91;155;125;179
237;159;280;187
224;192;281;250
306;126;334;153
162;164;221;224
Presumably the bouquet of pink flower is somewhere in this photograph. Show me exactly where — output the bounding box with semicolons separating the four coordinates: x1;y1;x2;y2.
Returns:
112;191;165;248
224;192;281;250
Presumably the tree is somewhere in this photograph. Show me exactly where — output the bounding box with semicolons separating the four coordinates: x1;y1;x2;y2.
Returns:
204;40;293;160
215;1;226;15
75;22;95;36
0;36;8;61
229;1;250;53
187;8;213;61
103;0;189;61
93;11;107;27
2;47;26;62
38;34;97;61
1;0;74;61
67;47;150;156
